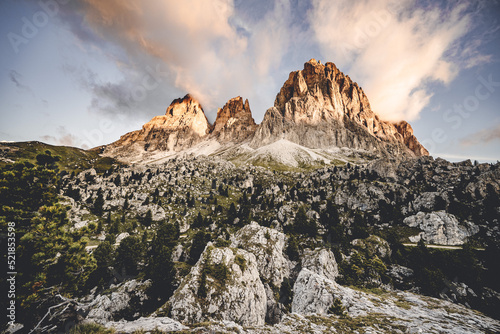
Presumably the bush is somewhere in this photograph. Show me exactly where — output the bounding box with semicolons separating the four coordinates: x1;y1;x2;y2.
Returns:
328;298;347;317
114;236;144;275
286;236;300;261
293;207;318;237
215;238;231;247
198;270;208;298
69;322;114;334
234;254;247;272
189;231;210;265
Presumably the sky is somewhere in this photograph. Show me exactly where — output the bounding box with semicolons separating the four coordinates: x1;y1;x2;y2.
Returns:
0;0;499;162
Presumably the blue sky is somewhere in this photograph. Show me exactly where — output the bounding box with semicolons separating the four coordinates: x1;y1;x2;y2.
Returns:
0;0;499;162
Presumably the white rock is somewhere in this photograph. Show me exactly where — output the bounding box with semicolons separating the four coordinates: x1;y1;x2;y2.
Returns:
231;222;289;287
82;280;150;324
291;268;338;315
301;248;338;281
404;211;478;245
115;232;130;245
168;245;267;326
104;317;187;333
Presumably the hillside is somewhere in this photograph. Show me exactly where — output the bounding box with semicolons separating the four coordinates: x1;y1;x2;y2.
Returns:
1;147;499;333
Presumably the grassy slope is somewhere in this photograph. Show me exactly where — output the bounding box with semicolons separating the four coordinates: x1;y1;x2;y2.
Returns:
0;141;121;173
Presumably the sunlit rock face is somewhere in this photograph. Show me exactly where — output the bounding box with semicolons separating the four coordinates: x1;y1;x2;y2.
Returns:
167;244;267;326
404;211;479;245
104;94;211;157
252;59;428;158
103;59;428;163
212;96;257;143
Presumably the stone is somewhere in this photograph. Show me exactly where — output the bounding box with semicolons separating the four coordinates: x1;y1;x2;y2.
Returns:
81;280;151;324
103;94;211;160
351;235;392;259
168;244;267;326
231;221;289;287
403;211;479;245
251;59;428;158
291;268;338;315
212;96;257;142
103;317;188;333
301;248;339;281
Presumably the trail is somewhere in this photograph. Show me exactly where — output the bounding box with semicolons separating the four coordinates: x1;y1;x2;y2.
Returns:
402;243;485;251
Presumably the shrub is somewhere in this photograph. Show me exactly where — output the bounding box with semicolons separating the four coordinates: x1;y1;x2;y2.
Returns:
234;254;247;272
69;322;114;334
215;238;231;247
328;298;347;317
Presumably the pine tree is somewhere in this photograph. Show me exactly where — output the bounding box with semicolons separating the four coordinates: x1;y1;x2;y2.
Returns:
93;192;105;216
189;231;209;265
115;236;144;275
198;270;208;298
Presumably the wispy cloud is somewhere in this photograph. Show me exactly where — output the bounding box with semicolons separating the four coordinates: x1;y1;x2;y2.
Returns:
52;0;300;120
461;123;500;147
40;126;81;147
23;0;491;125
9;70;34;95
308;0;489;122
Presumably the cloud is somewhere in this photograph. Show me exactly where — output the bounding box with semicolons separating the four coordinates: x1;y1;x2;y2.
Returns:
9;70;34;94
41;126;81;147
308;0;488;122
461;123;500;147
22;0;489;126
53;0;300;121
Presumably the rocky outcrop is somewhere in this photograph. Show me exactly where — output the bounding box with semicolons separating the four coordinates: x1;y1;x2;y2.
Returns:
103;94;211;158
291;268;338;315
80;280;151;324
104;317;187;333
251;59;428;158
352;235;392;259
102;59;428;165
168;244;267;326
301;248;338;281
403;211;479;245
394;121;429;156
212;96;257;142
231;221;289;287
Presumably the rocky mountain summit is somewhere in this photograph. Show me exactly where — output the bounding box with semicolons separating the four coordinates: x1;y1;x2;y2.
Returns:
212;96;257;142
102;59;428;166
104;94;211;160
252;59;428;158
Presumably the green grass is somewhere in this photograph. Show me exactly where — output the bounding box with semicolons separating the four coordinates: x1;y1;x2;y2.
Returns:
69;322;115;334
0;141;121;174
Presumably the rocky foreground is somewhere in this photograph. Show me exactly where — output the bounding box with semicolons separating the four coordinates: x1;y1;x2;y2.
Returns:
22;154;493;334
73;223;499;333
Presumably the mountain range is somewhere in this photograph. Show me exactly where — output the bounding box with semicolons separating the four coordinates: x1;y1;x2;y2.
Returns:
101;59;428;166
2;60;499;334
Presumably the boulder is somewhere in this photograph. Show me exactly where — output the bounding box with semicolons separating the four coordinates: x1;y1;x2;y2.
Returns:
168;244;267;326
351;235;392;259
291;268;338;315
301;248;338;281
403;211;479;245
231;222;289;287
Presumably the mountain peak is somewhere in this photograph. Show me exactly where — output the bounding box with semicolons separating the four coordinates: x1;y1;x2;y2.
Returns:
102;94;211;159
104;59;428;164
212;96;256;142
253;59;428;158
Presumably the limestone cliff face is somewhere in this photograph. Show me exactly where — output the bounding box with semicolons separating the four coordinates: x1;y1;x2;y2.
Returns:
104;59;428;162
211;96;257;142
251;59;428;157
104;94;211;156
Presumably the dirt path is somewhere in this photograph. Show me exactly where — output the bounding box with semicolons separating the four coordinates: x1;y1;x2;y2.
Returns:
402;243;485;251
